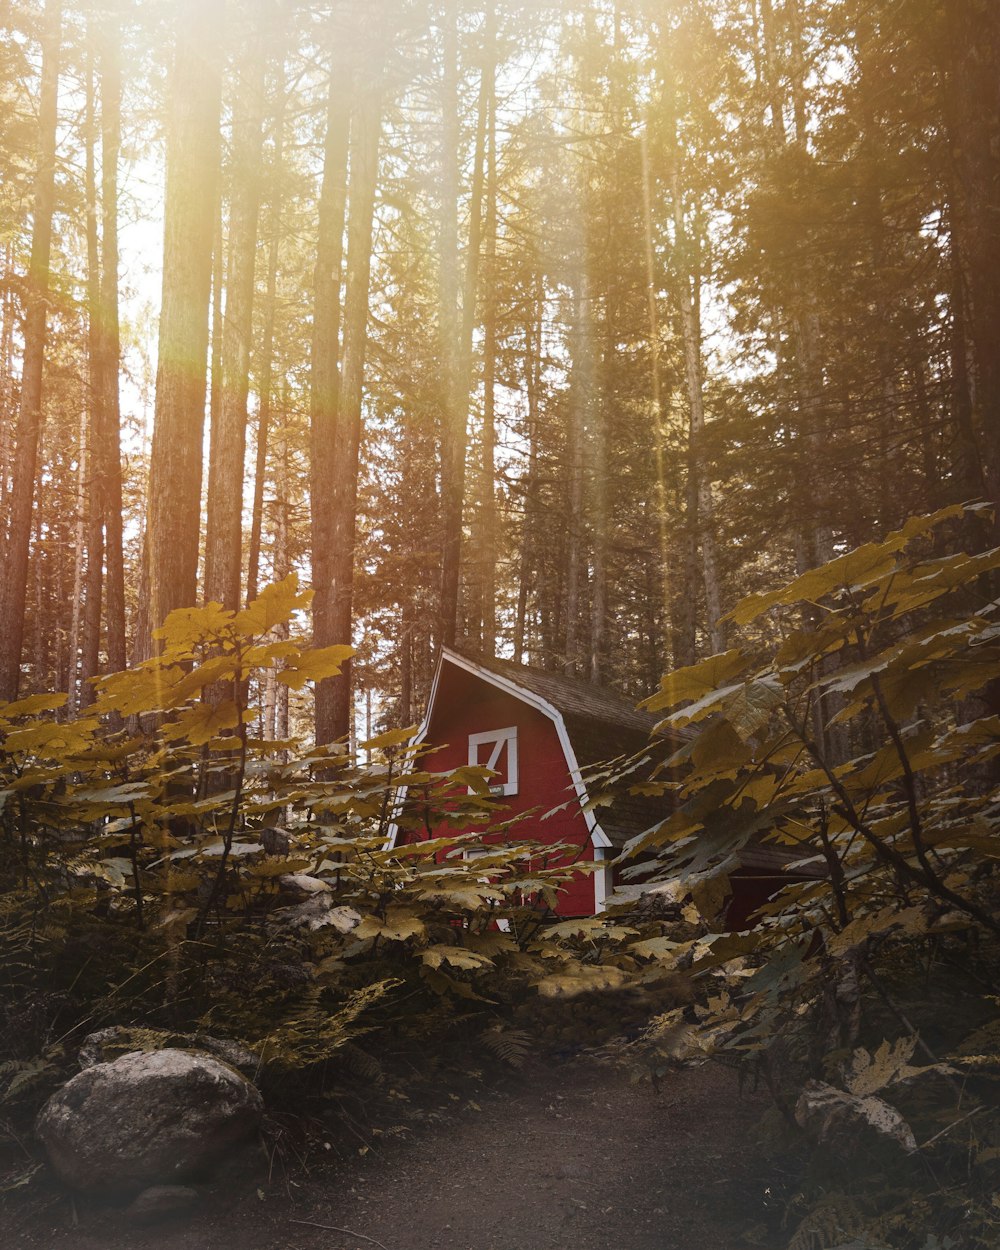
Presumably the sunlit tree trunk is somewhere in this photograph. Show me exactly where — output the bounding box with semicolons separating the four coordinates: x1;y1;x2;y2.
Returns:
81;13;126;701
320;62;384;744
639;126;674;671
99;0;126;675
0;241;14;522
81;49;104;701
670;169;724;654
310;26;351;741
477;82;498;655
68;411;87;715
274;408;290;752
0;0;60;700
205;0;268;610
459;12;495;654
437;0;464;650
516;276;543;666
564;272;590;677
246;40;286;605
143;0;223;650
759;0;831;569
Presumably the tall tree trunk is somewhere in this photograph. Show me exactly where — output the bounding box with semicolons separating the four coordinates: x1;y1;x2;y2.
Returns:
0;0;60;701
757;0;830;570
274;399;290;753
205;0;268;609
246;42;286;605
99;0;126;675
516;276;543;665
477;79;497;655
947;1;1000;526
82;49;105;699
0;241;14;523
588;297;610;684
670;164;725;654
564;273;590;677
142;0;223;649
437;0;465;650
639;126;674;670
310;27;351;734
317;59;384;745
68;410;87;715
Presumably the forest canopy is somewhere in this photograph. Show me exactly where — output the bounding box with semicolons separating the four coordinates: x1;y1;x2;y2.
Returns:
0;0;998;739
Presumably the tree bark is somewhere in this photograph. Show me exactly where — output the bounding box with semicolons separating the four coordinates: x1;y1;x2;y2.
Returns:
316;58;384;745
564;272;590;677
946;1;1000;527
205;0;268;610
99;0;126;675
142;0;223;650
81;49;104;701
68;411;87;715
478;77;498;655
639;126;674;671
514;278;542;666
246;40;286;605
0;0;61;701
310;22;351;734
669;158;725;655
437;0;464;650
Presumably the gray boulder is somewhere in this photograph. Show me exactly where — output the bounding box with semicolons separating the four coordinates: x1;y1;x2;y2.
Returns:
36;1049;263;1194
78;1026;260;1077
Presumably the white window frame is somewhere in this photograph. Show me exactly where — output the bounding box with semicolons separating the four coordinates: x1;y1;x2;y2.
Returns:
468;726;518;796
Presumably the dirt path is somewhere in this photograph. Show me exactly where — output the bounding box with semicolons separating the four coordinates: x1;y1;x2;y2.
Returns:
4;1060;775;1250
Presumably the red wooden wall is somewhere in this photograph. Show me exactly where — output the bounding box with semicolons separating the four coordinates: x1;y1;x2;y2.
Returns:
411;661;599;916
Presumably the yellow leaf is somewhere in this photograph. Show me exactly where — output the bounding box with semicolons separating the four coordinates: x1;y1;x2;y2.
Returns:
421;945;494;970
241;639;302;668
361;725;418;750
4;720;95;757
355;908;426;942
641;650;749;713
163;700;241;747
278;645;355;690
536;963;629;998
235;573;313;637
0;692;68;719
153;601;236;652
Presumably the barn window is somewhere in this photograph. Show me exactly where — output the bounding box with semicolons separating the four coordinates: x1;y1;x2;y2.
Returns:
468;726;518;796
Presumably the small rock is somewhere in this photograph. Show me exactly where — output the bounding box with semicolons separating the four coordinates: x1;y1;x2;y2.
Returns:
126;1185;199;1225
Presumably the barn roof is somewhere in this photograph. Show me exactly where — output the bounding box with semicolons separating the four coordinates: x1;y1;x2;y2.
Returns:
452;651;664;742
446;650;683;848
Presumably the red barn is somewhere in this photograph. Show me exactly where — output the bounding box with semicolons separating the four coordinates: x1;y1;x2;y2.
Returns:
388;648;826;926
389;648;676;917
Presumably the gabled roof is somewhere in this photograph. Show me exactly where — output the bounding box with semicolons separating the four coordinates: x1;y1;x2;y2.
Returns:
453;651;664;742
444;649;684;849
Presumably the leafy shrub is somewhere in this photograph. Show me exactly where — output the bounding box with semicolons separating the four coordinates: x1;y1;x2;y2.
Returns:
586;504;1000;1248
0;574;653;1125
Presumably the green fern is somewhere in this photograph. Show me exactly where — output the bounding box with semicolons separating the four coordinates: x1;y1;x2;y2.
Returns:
786;1194;873;1250
255;979;401;1071
480;1024;531;1069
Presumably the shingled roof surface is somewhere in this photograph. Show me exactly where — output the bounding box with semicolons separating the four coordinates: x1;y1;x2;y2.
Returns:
451;651;680;848
453;651;664;739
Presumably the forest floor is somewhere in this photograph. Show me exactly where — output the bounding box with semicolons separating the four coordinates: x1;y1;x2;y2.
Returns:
1;1058;783;1250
